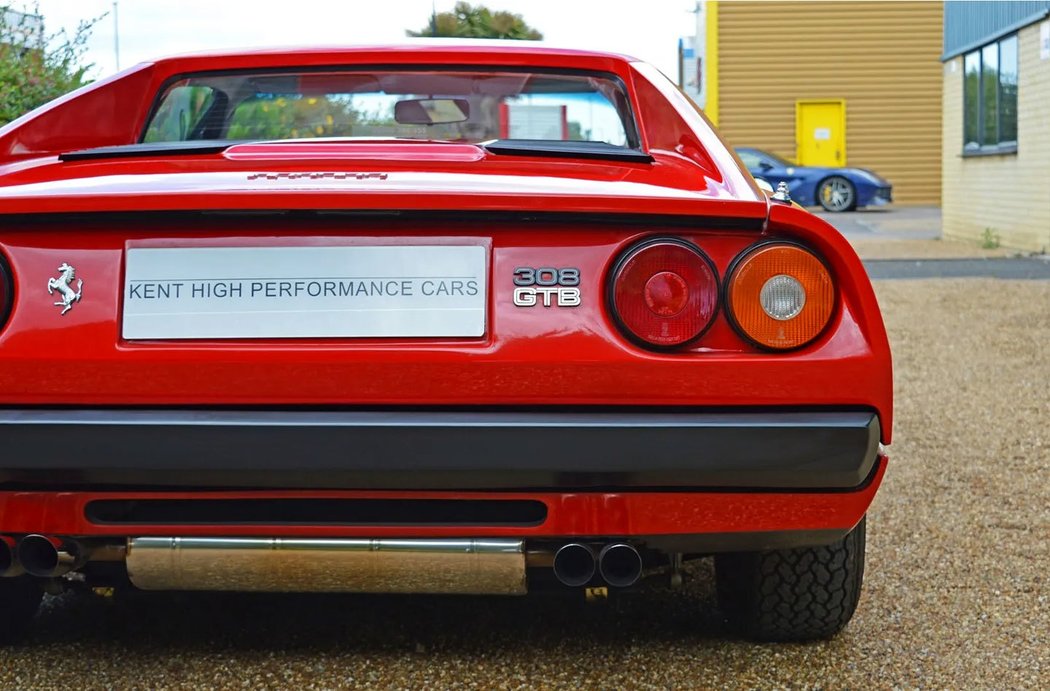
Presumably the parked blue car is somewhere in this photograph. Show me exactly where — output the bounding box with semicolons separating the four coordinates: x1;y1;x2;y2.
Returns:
736;147;893;212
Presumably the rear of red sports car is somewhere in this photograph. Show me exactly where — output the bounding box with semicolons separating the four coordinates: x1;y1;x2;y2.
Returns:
0;45;891;643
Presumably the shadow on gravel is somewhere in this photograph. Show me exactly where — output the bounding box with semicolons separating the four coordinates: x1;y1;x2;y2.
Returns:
25;560;733;653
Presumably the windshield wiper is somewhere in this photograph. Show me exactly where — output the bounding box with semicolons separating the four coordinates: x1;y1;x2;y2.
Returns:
482;139;652;163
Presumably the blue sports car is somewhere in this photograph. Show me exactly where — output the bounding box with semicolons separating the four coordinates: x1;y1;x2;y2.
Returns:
736;147;893;212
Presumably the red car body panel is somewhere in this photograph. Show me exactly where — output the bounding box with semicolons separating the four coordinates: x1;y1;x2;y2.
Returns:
0;460;884;539
0;45;891;549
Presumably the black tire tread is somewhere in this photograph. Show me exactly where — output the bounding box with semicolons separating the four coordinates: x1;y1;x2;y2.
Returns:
715;517;865;641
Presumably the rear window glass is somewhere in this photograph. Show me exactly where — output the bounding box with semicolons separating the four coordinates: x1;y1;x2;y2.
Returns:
143;69;636;147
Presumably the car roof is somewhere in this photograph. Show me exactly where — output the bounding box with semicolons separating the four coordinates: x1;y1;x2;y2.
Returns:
145;41;641;67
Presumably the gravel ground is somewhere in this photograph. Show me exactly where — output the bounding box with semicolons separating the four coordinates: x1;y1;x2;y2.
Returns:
2;279;1048;690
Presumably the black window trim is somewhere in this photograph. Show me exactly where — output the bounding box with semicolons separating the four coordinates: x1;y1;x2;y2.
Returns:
962;33;1019;157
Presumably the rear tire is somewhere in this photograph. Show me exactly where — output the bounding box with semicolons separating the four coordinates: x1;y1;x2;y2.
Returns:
0;576;43;645
715;517;866;641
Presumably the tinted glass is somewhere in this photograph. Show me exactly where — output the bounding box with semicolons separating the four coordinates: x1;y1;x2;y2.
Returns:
737;150;763;169
999;35;1018;143
144;69;635;147
981;43;999;146
963;51;980;149
144;86;216;142
759;150;791;167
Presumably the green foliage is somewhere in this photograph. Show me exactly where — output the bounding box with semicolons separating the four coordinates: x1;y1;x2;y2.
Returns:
143;89;392;143
142;86;216;142
0;4;101;126
981;227;1001;250
566;120;590;141
225;96;367;141
408;2;542;40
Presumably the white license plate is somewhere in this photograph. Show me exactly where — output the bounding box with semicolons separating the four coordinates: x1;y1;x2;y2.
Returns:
122;245;487;339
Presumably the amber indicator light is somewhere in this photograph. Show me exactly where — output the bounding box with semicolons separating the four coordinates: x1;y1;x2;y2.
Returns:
727;244;834;350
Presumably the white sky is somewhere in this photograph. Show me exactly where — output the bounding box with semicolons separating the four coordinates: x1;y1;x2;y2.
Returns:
25;0;698;82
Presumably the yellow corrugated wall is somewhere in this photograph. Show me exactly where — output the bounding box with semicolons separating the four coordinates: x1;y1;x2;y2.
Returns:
716;1;943;205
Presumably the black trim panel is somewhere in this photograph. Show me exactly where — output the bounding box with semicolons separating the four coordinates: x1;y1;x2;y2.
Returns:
483;140;653;163
0;252;12;333
60;140;243;161
0;409;880;491
86;498;547;527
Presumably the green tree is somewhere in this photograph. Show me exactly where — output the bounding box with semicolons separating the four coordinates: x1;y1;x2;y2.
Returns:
0;5;100;126
408;2;542;40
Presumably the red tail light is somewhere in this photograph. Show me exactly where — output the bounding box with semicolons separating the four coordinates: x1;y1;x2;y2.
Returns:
608;238;719;348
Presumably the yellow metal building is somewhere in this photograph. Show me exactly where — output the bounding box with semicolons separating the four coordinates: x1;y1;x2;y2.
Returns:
705;1;944;205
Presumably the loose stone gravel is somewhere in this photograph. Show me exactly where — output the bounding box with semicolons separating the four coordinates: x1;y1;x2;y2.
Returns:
1;279;1047;690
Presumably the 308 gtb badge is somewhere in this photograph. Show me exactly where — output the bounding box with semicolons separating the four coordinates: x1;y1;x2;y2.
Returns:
512;267;581;308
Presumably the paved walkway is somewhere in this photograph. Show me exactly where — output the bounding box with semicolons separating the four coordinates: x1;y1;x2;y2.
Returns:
810;206;1049;278
814;206;942;241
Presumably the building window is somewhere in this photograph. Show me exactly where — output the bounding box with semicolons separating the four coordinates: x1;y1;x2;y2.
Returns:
964;35;1018;154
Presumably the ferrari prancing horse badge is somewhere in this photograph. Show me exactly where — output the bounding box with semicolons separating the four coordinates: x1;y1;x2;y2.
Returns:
47;262;83;315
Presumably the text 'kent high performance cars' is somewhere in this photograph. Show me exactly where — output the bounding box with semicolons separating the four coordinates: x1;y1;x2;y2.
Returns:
0;44;891;643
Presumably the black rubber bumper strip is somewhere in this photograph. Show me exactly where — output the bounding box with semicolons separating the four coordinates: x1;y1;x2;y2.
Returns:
0;409;881;491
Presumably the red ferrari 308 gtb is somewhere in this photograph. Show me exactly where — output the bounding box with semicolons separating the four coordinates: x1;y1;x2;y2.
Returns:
0;44;891;643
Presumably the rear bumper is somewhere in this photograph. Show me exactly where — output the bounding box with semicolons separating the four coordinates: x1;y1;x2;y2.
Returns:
0;458;885;549
0;409;881;491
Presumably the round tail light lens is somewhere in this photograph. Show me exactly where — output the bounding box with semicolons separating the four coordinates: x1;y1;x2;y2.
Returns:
609;238;719;348
727;243;834;350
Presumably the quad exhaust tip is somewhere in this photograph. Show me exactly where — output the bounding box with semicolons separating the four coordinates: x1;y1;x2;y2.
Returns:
0;536;23;578
598;543;643;588
553;542;643;588
553;543;596;587
17;534;84;578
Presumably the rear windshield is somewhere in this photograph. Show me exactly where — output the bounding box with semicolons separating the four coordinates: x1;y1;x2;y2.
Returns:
142;69;636;147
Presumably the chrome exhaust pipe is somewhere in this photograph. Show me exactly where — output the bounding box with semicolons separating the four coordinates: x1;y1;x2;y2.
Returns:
126;537;526;595
598;543;643;588
0;536;24;577
552;543;596;587
18;534;85;578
